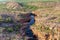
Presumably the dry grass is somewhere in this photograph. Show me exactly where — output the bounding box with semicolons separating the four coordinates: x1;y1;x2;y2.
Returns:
31;2;60;40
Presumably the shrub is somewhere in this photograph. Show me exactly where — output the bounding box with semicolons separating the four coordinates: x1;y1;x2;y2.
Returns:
4;17;13;23
5;27;14;32
44;27;50;33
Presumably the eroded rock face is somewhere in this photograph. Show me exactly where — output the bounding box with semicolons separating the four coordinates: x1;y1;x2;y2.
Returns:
6;2;23;9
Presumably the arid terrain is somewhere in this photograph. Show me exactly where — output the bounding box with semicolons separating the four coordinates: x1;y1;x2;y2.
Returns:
31;1;60;40
0;1;60;40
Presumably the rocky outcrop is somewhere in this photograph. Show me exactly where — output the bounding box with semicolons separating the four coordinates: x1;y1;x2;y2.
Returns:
6;2;23;9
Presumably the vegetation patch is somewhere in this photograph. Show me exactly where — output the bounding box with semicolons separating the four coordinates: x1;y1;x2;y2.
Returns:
23;4;39;11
